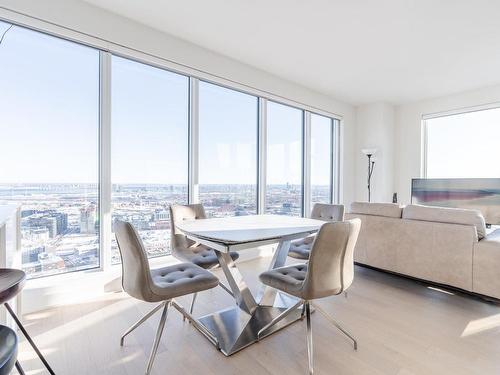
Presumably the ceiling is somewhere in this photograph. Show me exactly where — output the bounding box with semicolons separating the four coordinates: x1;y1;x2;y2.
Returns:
82;0;500;105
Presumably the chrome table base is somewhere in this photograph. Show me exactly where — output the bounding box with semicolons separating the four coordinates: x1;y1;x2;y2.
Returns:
189;237;306;356
198;304;303;356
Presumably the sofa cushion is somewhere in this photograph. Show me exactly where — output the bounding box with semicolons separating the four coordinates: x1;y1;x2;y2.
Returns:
403;204;486;240
349;202;403;218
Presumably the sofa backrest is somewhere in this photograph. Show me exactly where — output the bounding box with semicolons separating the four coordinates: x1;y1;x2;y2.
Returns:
349;202;403;218
402;204;486;240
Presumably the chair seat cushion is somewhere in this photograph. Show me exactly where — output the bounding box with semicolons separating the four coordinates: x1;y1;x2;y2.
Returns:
175;245;239;269
150;263;219;300
259;264;308;298
288;236;314;259
0;325;17;375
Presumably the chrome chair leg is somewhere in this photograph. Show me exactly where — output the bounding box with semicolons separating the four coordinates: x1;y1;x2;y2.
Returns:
171;300;220;349
121;302;164;346
305;302;314;375
257;299;303;339
313;303;357;350
146;300;170;375
189;292;197;314
218;281;234;298
183;292;198;322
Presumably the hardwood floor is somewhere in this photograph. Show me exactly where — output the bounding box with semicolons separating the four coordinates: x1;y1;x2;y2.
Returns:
15;257;500;374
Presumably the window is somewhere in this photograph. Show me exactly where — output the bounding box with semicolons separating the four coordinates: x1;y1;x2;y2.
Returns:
0;20;341;278
425;107;500;178
111;56;189;263
266;102;303;216
0;22;100;278
198;82;258;217
310;114;334;204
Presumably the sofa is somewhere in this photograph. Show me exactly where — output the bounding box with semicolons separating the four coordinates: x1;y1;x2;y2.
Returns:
345;202;500;300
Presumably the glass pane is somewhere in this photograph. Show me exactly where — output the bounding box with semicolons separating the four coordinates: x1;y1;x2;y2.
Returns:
310;114;332;205
0;22;100;278
426;108;500;178
111;56;189;264
265;102;303;216
199;82;258;217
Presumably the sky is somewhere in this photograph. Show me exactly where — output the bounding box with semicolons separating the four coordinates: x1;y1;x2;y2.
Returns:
0;20;333;186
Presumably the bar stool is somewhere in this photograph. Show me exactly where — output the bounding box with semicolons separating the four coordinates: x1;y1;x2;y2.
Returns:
169;204;239;315
0;268;54;374
259;219;361;374
0;324;22;375
288;203;345;260
114;220;220;375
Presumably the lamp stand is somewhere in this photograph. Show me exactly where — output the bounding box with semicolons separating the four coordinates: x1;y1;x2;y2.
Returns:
367;154;375;202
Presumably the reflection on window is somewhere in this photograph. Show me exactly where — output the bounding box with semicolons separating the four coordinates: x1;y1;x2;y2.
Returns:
0;22;100;278
198;82;258;217
266;102;303;216
426;108;500;178
111;56;189;264
311;114;333;204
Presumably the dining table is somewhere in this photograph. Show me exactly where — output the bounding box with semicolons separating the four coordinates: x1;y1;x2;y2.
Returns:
175;214;324;356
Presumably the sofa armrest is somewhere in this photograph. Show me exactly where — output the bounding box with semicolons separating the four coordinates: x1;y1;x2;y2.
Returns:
473;228;500;299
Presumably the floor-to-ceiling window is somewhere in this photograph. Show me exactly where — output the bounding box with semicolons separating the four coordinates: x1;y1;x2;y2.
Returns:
111;56;189;263
198;82;258;217
265;102;303;216
425;107;500;178
310;113;334;204
0;19;341;277
0;21;100;278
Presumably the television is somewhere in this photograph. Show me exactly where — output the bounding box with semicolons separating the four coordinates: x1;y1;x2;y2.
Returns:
411;178;500;225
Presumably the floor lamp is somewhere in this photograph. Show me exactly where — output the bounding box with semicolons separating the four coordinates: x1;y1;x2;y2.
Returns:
362;148;377;202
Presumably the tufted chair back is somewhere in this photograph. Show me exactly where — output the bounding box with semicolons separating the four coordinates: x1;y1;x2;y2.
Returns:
310;203;344;222
169;204;207;255
114;220;155;302
301;219;361;300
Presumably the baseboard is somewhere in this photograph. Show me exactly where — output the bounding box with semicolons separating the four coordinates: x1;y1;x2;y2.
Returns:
355;262;500;304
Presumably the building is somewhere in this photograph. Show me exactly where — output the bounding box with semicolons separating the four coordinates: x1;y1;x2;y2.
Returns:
79;205;96;234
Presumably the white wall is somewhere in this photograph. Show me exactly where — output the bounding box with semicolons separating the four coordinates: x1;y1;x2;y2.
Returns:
395;84;500;204
0;0;357;205
354;103;395;202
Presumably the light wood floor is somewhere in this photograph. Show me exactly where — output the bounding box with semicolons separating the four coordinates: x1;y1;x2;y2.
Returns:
15;257;500;374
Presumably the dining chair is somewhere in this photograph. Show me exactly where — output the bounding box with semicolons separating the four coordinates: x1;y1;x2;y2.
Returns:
169;204;239;315
288;203;345;260
115;220;220;375
258;218;361;375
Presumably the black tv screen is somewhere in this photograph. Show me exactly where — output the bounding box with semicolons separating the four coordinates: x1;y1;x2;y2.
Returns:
411;178;500;225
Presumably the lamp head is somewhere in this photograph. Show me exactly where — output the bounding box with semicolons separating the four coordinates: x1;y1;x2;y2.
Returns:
362;148;377;157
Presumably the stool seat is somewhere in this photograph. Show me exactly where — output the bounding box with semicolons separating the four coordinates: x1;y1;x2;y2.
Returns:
0;269;25;305
0;325;17;375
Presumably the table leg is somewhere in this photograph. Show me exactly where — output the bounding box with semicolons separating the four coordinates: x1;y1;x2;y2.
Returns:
215;251;257;314
258;239;292;306
194;244;303;356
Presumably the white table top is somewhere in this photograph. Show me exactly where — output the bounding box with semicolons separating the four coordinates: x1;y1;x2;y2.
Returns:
176;214;324;245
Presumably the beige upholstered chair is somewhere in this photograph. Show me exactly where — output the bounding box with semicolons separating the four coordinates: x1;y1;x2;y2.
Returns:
259;219;361;375
115;220;220;375
288;203;345;260
169;204;239;314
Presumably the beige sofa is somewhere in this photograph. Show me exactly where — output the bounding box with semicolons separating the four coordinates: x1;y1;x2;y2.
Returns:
346;202;500;300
